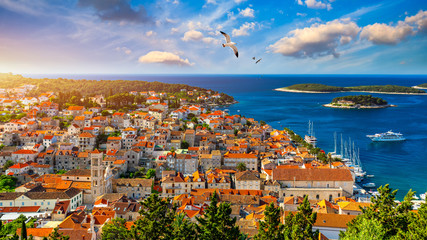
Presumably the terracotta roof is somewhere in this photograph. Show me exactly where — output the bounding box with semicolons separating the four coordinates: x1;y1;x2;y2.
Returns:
79;132;95;138
16;228;53;238
13;149;37;154
63;169;91;177
224;153;257;159
235;171;260;181
0;206;41;213
67;106;84;111
272;168;353;182
9;163;29;169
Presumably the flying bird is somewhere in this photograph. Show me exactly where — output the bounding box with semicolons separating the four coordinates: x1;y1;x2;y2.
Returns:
220;31;238;58
255;58;262;64
252;57;256;60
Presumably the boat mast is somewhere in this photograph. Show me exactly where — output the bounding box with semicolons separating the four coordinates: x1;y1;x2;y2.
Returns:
334;132;337;154
340;133;343;157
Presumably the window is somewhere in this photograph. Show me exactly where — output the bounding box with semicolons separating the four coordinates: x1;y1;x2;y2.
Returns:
329;195;333;202
316;194;319;200
22;202;25;206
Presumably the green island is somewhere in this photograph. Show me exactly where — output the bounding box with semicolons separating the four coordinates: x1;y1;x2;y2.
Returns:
415;83;427;89
323;95;394;109
276;83;426;94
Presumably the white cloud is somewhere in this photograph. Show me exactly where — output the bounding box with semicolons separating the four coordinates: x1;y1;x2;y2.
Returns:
138;51;194;66
206;0;216;4
298;0;332;11
297;12;307;17
145;31;156;37
181;30;204;41
115;47;131;55
239;7;254;18
405;10;427;32
360;22;413;45
202;37;221;45
232;22;256;36
235;0;246;3
269;19;360;58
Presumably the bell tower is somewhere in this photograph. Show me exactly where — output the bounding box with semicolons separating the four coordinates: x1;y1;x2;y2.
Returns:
91;149;105;200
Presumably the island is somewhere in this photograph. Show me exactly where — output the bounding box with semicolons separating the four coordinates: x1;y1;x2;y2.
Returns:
276;83;427;94
414;83;427;90
323;95;395;109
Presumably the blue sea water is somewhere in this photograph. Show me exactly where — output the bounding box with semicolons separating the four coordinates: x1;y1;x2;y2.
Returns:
26;74;427;200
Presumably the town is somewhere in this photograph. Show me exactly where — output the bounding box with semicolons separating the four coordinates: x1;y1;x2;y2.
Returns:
0;82;423;240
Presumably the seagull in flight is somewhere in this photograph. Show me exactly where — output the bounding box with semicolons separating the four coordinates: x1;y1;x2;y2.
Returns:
220;31;238;58
255;58;262;64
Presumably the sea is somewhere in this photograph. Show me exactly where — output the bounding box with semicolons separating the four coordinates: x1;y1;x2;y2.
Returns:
26;74;427;200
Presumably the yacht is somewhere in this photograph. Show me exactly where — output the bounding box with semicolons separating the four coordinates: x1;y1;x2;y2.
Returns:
304;120;317;146
366;130;405;142
363;182;376;188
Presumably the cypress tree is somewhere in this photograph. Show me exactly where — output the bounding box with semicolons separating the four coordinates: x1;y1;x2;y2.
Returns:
21;220;27;240
254;202;283;240
283;195;318;240
196;191;241;240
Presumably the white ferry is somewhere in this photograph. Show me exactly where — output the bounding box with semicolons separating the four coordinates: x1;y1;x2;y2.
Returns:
366;130;405;142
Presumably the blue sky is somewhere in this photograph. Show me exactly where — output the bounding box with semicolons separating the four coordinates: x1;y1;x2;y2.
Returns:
0;0;426;74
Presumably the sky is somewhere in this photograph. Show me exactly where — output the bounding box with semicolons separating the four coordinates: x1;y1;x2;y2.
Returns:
0;0;426;75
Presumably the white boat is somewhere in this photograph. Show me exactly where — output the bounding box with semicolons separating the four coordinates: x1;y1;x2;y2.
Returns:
420;193;426;200
367;175;375;178
304;120;317;146
413;195;420;200
363;182;376;188
366;130;405;142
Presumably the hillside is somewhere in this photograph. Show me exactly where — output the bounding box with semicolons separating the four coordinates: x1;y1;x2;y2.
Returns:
0;73;234;102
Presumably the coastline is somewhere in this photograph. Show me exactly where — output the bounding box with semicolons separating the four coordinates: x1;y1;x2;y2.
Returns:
323;103;397;109
274;88;427;95
412;86;427;90
274;88;332;93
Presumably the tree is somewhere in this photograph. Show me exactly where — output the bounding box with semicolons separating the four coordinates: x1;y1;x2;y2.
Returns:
3;160;14;171
172;213;197;240
130;193;176;240
101;218;130;240
181;140;189;149
236;163;246;172
145;169;156;179
340;185;417;240
196;191;241;240
0;175;18;192
47;228;69;240
21;220;27;240
283;195;319;240
254;202;283;240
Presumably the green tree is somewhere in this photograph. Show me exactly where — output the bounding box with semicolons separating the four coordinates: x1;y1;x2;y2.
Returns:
181;140;189;149
236;162;246;172
341;185;416;240
396;199;427;239
254;202;283;240
3;160;14;171
196;191;241;240
172;213;197;240
283;196;319;240
341;217;387;240
130;193;176;240
101;218;130;240
0;175;18;192
21;220;27;240
145;169;156;179
47;228;69;240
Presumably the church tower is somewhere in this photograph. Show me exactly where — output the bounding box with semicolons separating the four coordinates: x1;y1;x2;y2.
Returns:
91;149;105;200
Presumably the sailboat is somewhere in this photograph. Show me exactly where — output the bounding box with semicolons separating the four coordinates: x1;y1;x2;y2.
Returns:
304;120;317;146
330;132;343;159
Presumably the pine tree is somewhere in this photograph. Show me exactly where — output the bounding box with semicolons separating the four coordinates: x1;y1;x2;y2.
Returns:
101;218;130;240
340;185;417;239
283;195;318;240
172;213;197;240
254;202;283;240
47;228;69;240
131;193;176;240
21;220;27;240
196;191;241;240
